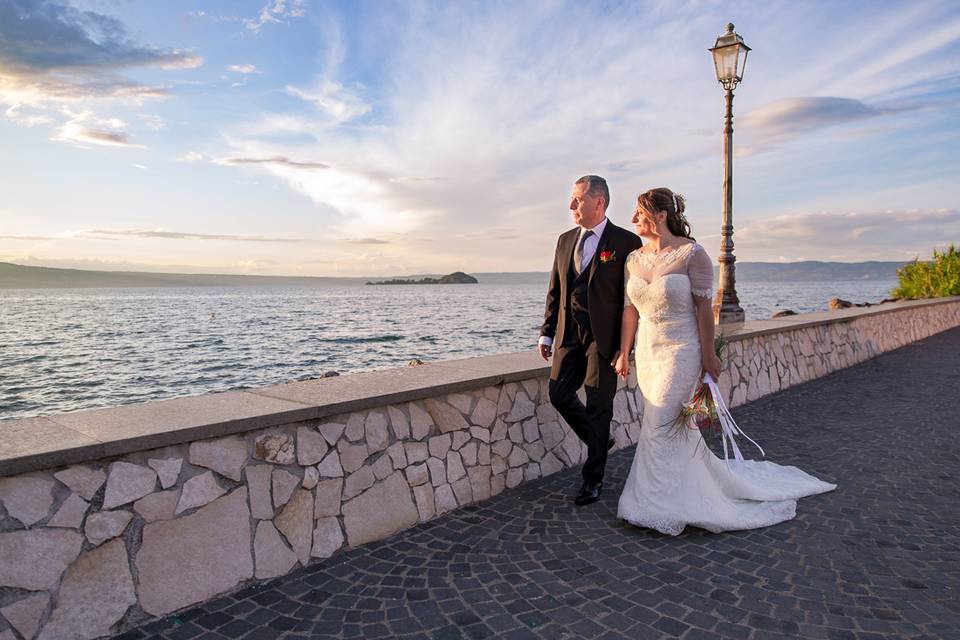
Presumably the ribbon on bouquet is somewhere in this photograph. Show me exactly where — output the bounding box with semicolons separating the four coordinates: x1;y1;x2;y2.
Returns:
702;373;765;465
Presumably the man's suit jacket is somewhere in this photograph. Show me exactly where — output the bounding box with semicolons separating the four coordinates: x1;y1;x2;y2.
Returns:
541;220;643;360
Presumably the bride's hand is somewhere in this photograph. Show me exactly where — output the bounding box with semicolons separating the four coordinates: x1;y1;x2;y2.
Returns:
612;351;630;379
702;351;722;381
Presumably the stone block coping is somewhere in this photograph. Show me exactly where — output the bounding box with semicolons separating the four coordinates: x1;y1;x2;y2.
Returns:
1;296;957;477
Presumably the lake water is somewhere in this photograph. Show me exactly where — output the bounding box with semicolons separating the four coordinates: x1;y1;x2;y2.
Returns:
0;278;897;421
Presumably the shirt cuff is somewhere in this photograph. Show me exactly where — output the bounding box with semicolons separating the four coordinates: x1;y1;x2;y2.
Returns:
538;336;553;347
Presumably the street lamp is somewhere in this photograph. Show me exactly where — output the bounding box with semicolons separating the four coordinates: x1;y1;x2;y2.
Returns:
709;23;750;324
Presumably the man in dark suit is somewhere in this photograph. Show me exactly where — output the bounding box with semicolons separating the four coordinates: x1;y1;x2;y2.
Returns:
539;175;643;505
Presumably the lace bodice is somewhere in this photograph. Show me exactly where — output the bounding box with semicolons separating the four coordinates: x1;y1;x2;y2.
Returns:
624;242;714;303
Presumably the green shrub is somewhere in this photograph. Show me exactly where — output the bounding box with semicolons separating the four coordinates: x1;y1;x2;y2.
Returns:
892;245;960;299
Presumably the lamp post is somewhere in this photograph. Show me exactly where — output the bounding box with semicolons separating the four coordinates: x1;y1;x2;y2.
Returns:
709;23;750;324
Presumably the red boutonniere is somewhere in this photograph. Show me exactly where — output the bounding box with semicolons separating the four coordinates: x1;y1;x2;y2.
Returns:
599;250;616;263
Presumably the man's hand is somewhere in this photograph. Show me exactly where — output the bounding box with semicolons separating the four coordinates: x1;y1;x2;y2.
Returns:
539;343;552;361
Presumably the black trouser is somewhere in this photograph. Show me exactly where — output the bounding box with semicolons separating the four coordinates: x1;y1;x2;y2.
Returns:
548;327;617;485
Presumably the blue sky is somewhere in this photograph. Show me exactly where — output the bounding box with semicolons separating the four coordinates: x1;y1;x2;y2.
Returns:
1;0;958;275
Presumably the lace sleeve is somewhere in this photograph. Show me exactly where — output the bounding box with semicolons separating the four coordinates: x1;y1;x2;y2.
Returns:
623;252;633;308
687;244;714;299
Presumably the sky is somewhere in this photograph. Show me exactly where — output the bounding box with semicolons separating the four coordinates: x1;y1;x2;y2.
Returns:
1;0;958;276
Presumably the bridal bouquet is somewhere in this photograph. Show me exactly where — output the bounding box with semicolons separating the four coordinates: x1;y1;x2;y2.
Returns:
665;335;765;463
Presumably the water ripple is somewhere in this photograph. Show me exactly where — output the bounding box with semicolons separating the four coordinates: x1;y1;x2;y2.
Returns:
0;280;896;421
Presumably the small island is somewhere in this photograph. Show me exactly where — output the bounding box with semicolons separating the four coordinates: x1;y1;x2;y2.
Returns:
366;271;479;285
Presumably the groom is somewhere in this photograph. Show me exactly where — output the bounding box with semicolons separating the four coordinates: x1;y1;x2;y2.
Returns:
540;175;643;505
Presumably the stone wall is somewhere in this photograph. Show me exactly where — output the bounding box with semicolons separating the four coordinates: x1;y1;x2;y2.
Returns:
716;298;960;407
0;297;958;640
0;379;644;639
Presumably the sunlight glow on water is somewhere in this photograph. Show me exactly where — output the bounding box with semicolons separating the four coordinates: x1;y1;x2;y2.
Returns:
0;279;897;421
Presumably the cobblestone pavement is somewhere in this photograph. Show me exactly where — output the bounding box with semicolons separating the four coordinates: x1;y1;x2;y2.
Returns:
115;327;960;640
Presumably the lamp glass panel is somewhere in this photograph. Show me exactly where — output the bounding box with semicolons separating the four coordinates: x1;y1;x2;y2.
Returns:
713;44;739;82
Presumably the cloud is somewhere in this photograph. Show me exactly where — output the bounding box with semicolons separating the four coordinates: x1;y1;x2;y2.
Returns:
737;97;910;155
51;110;145;148
227;64;259;74
0;234;60;241
287;81;371;126
179;151;205;162
217;156;330;170
139;114;166;130
244;0;306;33
0;0;201;135
345;238;390;245
86;229;305;242
737;209;960;259
133;164;148;170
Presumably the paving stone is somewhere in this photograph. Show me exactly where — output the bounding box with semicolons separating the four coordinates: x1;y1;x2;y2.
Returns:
311;517;344;559
254;520;298;579
365;411;390;453
342;472;418;547
103;461;157;509
345;413;366;441
409;402;433;440
0;529;82;590
338;442;368;474
405;442;429;464
189;436;247;481
318;421;346;445
85;509;133;546
246;464;274;519
302;465;319;489
272;468;300;508
254;432;296;464
425;399;468;433
38;539;135;640
387;405;411;439
136;489;252;616
148;457;183;489
1;592;48;640
176;471;226;514
317;450;344;477
134;489;179;522
344;466;376;499
470;398;498;428
314;478;343;517
47;492;90;529
296;426;329;466
0;475;54;526
54;466;106;501
386;442;407;469
275;489;314;565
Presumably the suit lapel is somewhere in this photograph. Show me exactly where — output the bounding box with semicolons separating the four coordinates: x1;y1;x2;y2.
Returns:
587;221;614;285
561;228;578;287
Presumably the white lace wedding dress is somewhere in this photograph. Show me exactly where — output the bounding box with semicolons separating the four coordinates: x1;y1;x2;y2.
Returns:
617;242;836;536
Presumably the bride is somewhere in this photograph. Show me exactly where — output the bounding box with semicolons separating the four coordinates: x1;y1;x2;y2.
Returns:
612;187;835;536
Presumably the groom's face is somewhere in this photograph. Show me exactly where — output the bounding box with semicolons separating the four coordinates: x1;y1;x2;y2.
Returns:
569;183;604;228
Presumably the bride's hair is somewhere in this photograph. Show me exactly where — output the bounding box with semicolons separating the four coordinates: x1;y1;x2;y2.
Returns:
637;187;694;240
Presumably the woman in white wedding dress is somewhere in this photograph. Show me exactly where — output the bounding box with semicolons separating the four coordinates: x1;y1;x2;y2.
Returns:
612;188;835;536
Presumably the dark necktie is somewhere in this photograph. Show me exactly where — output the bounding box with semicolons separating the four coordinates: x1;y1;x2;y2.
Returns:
574;230;593;275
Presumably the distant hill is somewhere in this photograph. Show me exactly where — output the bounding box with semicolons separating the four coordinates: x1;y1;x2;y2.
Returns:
732;261;906;282
367;271;479;285
0;262;367;289
0;260;907;290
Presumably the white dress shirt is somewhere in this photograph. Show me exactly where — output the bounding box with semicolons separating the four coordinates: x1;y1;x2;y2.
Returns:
540;217;608;348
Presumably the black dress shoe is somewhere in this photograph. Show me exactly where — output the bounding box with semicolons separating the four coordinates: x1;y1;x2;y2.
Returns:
574;481;603;506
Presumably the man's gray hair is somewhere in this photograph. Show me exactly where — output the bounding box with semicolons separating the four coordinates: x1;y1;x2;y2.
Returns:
576;175;610;211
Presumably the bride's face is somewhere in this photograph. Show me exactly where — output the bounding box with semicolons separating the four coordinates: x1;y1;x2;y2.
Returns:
632;205;662;238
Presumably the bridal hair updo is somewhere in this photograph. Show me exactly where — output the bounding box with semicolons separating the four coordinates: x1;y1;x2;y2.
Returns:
637;187;694;240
